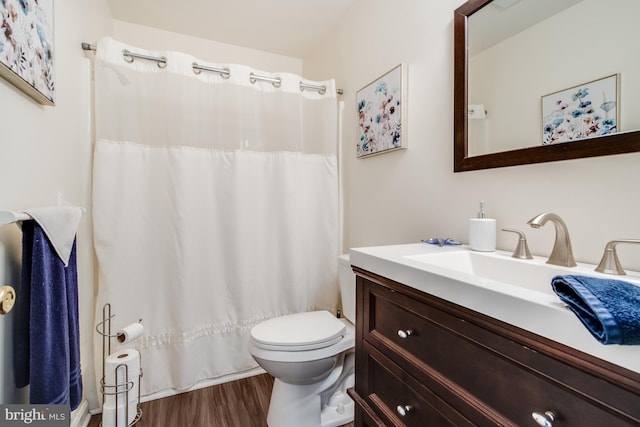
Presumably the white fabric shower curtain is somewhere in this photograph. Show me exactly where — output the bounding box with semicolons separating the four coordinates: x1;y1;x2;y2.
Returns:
92;37;340;399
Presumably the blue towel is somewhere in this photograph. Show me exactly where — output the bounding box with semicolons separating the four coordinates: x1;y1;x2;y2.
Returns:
14;221;83;409
551;274;640;345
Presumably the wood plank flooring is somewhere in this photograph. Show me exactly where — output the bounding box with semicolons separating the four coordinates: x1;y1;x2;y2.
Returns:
88;374;354;427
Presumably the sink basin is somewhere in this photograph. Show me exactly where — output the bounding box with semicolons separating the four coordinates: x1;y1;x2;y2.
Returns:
404;250;640;297
351;243;640;376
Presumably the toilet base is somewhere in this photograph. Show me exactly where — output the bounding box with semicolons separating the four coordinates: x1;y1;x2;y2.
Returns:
267;382;354;427
320;391;354;427
266;353;355;427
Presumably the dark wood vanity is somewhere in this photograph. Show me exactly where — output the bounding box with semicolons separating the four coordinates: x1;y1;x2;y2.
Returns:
348;267;640;426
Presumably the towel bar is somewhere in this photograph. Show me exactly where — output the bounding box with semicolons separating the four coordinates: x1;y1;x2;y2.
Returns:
0;207;87;225
0;210;32;225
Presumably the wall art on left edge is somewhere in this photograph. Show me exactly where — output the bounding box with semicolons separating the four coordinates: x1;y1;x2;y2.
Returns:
0;0;55;106
356;64;407;158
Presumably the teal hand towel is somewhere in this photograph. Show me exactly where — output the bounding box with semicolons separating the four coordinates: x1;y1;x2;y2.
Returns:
551;275;640;345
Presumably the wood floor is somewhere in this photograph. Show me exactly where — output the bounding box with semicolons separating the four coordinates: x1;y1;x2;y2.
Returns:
88;374;354;427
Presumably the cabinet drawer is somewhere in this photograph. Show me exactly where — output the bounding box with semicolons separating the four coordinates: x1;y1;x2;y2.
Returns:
362;278;640;426
363;342;474;427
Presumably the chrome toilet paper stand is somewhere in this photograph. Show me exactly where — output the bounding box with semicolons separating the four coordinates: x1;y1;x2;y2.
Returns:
96;303;143;426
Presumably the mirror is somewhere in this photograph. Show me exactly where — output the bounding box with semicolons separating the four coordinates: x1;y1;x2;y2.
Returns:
454;0;640;172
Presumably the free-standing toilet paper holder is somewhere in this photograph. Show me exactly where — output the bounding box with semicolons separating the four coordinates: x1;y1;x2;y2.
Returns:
96;303;143;426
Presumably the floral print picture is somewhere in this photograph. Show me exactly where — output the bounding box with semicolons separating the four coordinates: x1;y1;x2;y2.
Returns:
357;64;406;157
0;0;55;105
541;74;618;145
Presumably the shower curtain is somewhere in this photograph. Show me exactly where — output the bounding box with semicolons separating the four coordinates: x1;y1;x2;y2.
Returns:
92;37;340;399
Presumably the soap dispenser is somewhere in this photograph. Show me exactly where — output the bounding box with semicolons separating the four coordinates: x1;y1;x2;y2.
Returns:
469;201;496;252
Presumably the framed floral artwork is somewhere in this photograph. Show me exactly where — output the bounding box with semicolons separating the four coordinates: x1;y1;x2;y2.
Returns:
356;64;407;158
0;0;55;105
541;74;618;145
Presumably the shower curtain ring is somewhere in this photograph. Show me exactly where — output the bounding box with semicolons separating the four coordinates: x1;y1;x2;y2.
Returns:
123;49;134;63
122;49;167;68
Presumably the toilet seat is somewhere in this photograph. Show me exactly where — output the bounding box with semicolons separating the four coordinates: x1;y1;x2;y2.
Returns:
251;311;346;352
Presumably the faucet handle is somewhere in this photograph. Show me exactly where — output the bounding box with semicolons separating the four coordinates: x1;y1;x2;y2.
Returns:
502;228;533;259
595;239;640;275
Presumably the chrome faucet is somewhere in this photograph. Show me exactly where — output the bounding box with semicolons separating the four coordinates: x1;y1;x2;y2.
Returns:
501;228;533;259
527;212;577;267
595;239;640;275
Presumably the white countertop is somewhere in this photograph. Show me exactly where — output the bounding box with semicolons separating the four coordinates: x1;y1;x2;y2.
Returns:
350;243;640;375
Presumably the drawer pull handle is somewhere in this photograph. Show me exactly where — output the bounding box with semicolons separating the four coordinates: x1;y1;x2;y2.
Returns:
396;405;413;417
532;411;556;427
397;329;414;339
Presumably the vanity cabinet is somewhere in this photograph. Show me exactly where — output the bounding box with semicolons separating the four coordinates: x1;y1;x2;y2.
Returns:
349;268;640;426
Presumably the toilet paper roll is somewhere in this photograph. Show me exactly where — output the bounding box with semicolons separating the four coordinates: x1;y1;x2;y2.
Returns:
104;349;140;426
102;400;138;427
116;322;144;344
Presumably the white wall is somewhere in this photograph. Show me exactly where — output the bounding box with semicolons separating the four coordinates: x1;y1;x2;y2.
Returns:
304;0;640;271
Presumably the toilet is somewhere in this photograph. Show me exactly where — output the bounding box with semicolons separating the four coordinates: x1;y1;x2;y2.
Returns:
248;254;356;427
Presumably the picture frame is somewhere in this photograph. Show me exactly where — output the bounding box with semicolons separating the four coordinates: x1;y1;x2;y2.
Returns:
0;0;55;105
356;64;407;158
541;74;618;145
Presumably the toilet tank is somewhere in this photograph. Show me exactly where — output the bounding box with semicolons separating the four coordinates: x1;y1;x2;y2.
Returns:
338;254;356;323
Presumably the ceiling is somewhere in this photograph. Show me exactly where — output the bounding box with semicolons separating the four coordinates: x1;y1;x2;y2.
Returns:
107;0;358;58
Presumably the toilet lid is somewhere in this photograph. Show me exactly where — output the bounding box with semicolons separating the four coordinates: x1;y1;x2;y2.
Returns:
251;311;346;351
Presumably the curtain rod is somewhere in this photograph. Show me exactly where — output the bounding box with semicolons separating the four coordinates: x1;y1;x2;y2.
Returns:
81;42;344;95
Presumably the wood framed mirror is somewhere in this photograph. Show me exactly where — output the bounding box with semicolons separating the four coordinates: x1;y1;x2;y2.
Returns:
454;0;640;172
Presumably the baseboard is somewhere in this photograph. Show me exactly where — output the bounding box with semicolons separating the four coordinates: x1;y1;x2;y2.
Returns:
140;367;266;403
86;367;267;417
71;399;91;427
